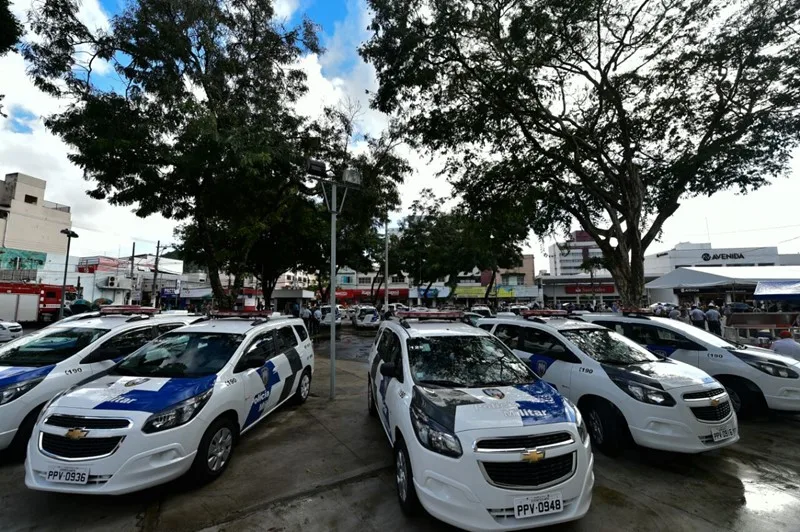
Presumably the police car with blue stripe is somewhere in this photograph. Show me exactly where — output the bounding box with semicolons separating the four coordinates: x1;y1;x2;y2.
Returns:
368;311;593;531
25;313;313;494
0;307;198;456
580;312;800;416
478;311;739;457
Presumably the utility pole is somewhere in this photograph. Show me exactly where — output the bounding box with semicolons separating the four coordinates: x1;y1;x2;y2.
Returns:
130;242;136;303
152;240;161;308
58;229;79;319
384;215;389;312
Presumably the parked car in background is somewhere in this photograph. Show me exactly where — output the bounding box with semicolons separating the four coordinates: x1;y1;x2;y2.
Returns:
0;319;23;343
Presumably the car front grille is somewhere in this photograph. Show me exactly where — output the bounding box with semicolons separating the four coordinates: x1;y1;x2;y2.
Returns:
45;415;131;430
40;433;123;460
691;401;732;422
683;388;725;400
475;432;573;451
7;326;22;332
481;452;575;489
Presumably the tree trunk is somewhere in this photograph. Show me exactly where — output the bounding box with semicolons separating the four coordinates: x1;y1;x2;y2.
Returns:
195;217;227;305
423;280;434;305
483;268;497;302
606;249;645;308
259;267;278;306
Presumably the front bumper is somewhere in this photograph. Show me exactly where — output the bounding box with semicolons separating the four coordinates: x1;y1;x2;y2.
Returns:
25;407;205;495
411;423;593;532
627;387;739;453
764;386;800;411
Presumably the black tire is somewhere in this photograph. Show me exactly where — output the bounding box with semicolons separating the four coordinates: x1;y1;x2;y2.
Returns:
394;438;421;515
719;377;764;418
292;369;312;406
583;400;628;457
190;417;237;483
368;376;378;417
9;407;42;459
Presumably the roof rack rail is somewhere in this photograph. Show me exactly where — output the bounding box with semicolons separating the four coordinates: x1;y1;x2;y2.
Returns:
73;311;102;321
621;308;654;319
206;311;284;326
521;310;569;322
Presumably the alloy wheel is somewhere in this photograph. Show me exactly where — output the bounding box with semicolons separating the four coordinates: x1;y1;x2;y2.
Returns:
207;427;233;472
300;373;311;400
588;410;604;444
396;449;408;502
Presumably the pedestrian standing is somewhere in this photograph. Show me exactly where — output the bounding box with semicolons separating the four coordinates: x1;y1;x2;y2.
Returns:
668;307;680;320
705;303;722;335
312;306;322;336
690;305;707;329
301;305;311;330
771;331;800;360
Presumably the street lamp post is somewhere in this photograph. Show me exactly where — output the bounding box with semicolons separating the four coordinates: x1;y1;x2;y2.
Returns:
59;228;79;319
306;159;361;400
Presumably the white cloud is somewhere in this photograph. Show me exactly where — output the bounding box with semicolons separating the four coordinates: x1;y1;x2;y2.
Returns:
273;0;300;21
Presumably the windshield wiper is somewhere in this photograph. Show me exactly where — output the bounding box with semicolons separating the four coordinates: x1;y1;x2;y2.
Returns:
596;359;636;366
417;379;466;388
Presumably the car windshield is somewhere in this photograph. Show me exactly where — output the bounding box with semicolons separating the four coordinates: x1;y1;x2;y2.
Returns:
109;332;244;378
653;318;736;349
407;335;535;388
0;327;110;367
359;308;376;318
561;328;659;365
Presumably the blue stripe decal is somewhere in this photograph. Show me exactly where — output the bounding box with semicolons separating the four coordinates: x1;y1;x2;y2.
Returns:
0;365;55;387
513;382;572;425
243;361;281;428
93;375;217;412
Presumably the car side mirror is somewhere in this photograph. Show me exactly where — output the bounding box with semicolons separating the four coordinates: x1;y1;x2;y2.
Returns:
380;362;397;378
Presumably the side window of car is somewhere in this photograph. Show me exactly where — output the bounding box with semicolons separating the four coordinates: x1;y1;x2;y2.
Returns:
494;324;522;350
293;325;309;342
523;328;581;363
276;326;298;352
478;324;494;332
385;331;404;382
86;327;156;363
157;323;184;335
594;320;625;335
239;331;278;369
376;331;393;362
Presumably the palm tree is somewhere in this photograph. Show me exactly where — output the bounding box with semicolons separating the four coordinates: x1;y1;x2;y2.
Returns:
579;257;608;303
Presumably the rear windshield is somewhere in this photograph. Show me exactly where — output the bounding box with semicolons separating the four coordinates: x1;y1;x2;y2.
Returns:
407;335;535;388
0;327;110;367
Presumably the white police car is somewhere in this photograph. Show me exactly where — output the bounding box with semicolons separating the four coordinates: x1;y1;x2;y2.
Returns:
581;313;800;416
478;313;739;455
368;311;593;531
0;308;197;456
320;305;342;325
0;318;23;343
352;305;381;329
25;315;313;494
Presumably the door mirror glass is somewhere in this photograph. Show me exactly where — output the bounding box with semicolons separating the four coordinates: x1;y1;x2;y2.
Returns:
380;362;397;378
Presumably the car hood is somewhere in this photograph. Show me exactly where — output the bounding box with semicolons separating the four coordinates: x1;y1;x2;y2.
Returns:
728;348;800;368
411;380;576;434
0;321;20;327
601;359;716;391
0;365;55;388
54;374;217;413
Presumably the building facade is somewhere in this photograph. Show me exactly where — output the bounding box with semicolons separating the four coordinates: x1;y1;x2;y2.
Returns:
0;173;72;255
548;231;608;276
644;242;781;275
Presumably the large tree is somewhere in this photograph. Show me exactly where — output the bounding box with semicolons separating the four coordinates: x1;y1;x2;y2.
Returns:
0;0;23;116
362;0;800;305
24;0;319;301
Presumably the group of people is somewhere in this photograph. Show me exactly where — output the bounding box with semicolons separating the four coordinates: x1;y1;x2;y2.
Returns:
652;302;726;334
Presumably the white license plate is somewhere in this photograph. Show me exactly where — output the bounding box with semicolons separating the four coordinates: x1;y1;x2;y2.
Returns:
514;492;564;519
711;423;737;442
46;466;89;484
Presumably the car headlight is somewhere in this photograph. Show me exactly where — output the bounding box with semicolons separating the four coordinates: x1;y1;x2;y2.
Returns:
564;398;588;444
747;361;799;379
142;389;213;433
0;377;44;406
0;324;6;330
410;405;462;458
612;379;676;407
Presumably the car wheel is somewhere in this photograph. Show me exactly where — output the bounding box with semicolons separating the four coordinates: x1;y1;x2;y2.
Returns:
584;400;628;457
368;376;377;417
719;377;764;418
394;439;421;515
191;417;237;483
292;369;312;405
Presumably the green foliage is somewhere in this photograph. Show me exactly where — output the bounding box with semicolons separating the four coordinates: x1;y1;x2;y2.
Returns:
0;0;23;116
361;0;800;305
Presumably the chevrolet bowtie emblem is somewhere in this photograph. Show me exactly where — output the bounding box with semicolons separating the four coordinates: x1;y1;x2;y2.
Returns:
65;428;89;440
521;449;545;463
710;398;721;407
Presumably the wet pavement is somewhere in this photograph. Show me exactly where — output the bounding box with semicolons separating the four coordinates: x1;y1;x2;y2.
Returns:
1;327;799;531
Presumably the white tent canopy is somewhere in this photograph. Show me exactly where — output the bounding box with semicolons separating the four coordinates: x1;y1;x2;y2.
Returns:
645;266;800;289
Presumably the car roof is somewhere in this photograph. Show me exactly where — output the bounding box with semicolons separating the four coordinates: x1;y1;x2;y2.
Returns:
386;320;490;338
478;316;605;332
176;316;304;335
49;315;194;331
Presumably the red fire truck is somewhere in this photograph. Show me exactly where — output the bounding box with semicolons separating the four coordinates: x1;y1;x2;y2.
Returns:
0;282;78;321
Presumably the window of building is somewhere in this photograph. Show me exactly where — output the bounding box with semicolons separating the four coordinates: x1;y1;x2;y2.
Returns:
287;274;293;280
358;277;371;284
24;194;38;205
341;276;353;284
391;275;405;283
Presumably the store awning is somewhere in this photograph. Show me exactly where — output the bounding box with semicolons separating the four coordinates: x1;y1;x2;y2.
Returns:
754;281;800;301
646;266;800;290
